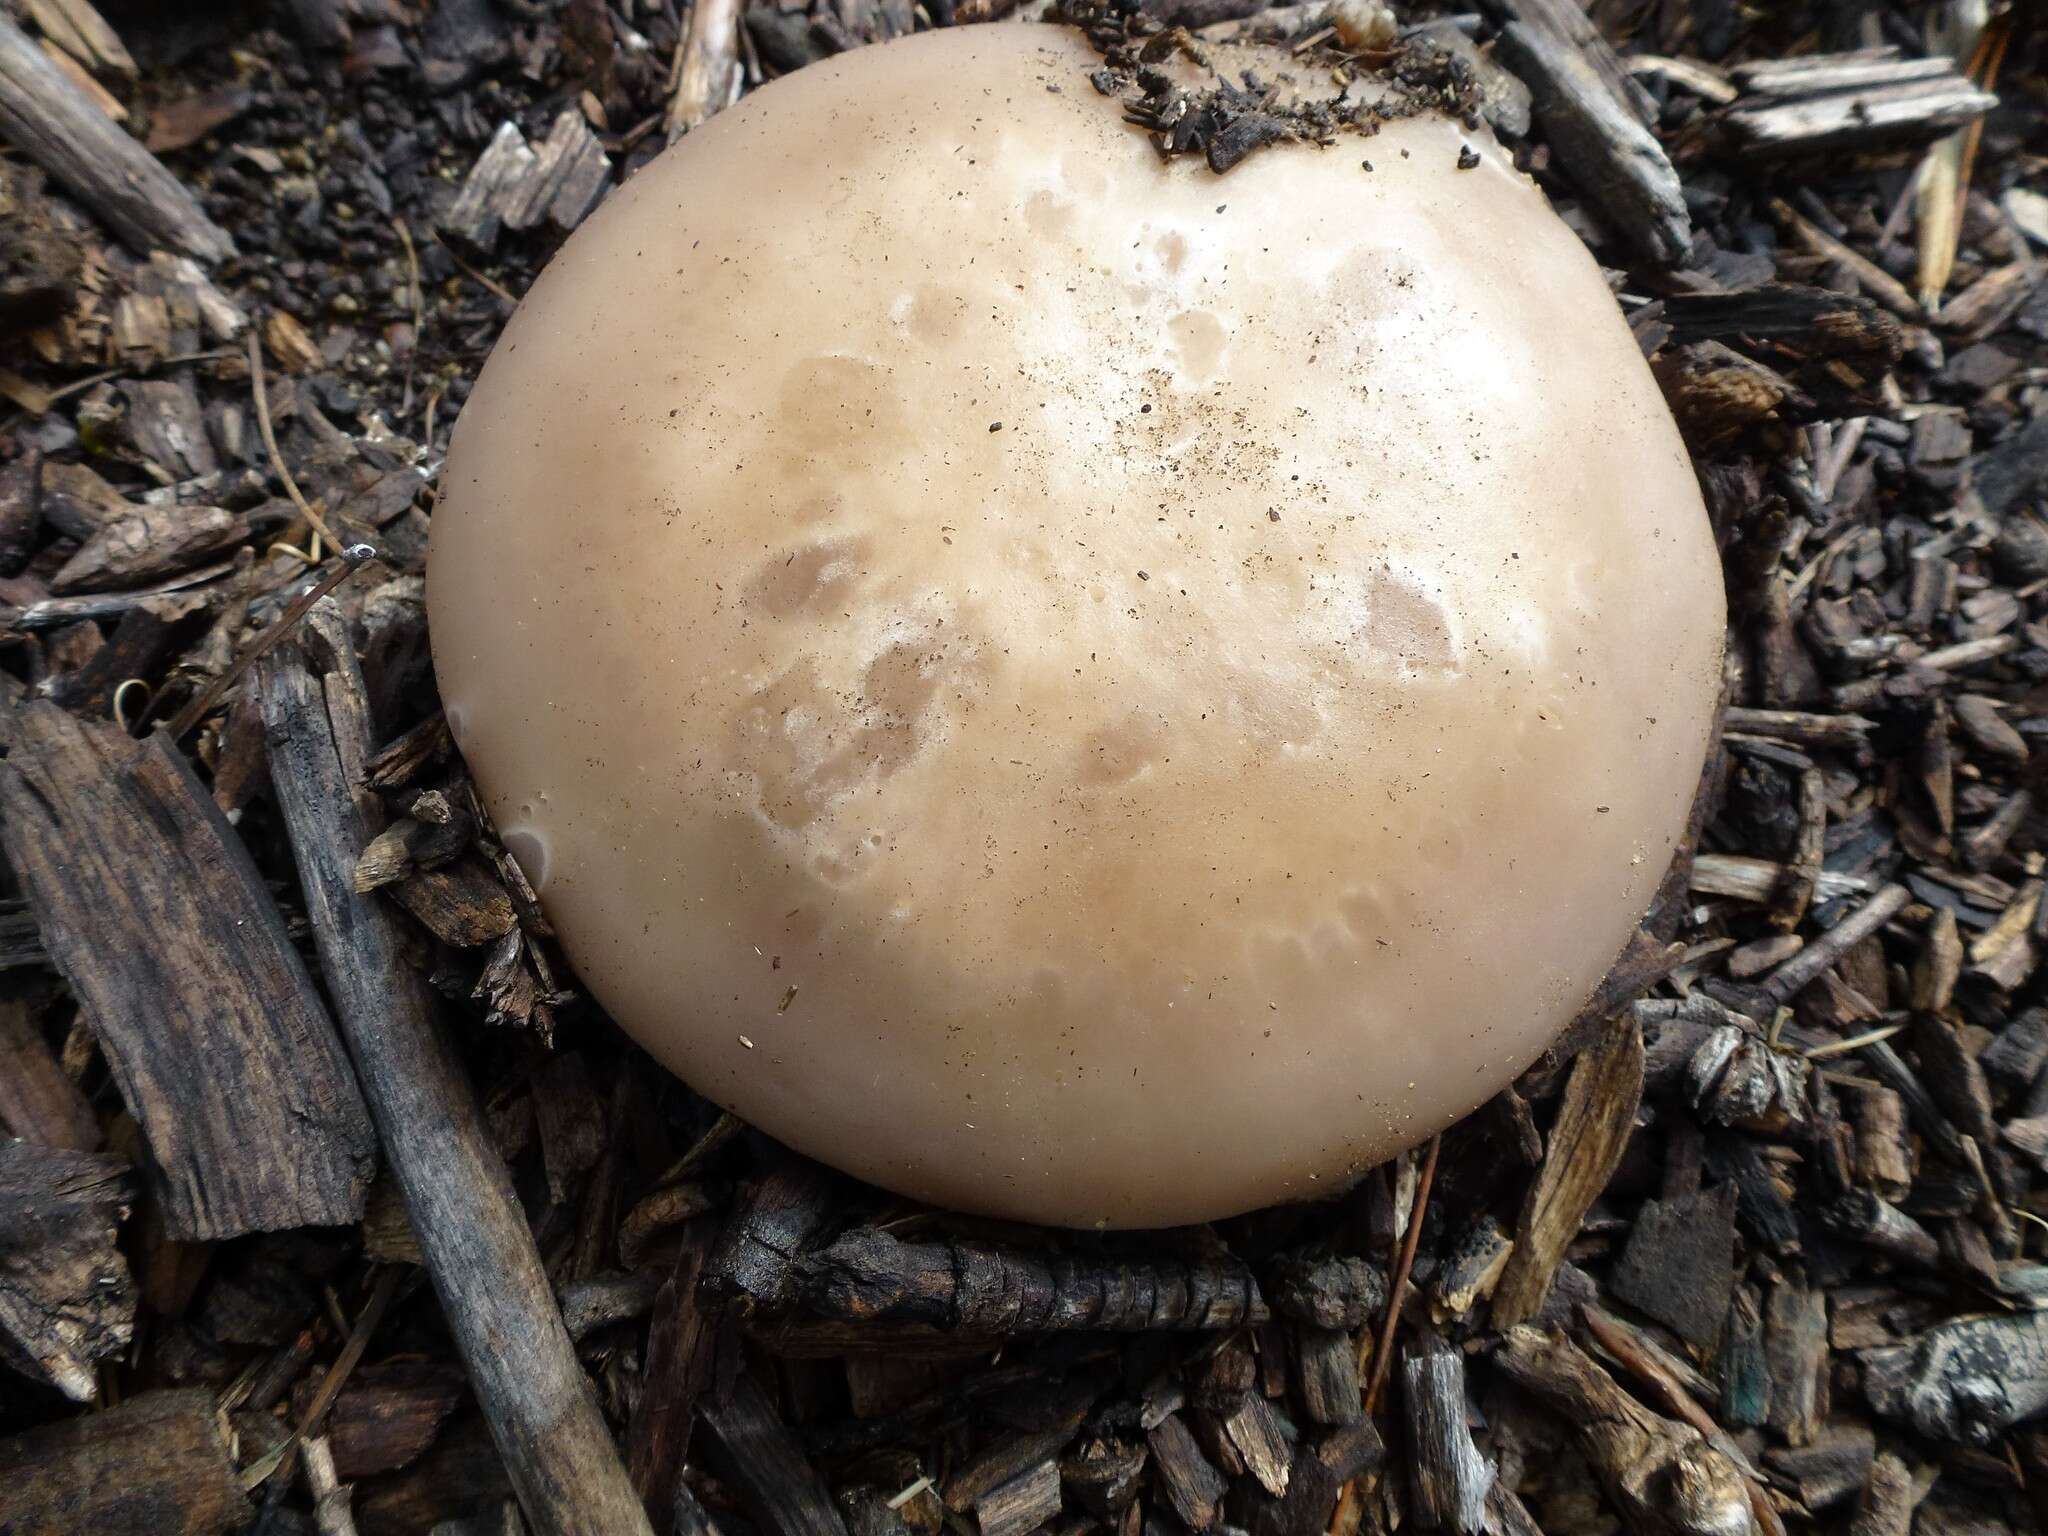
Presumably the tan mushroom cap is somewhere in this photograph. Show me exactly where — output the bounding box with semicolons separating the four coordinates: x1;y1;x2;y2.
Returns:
428;23;1724;1228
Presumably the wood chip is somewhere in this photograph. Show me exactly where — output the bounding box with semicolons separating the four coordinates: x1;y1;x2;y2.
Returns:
0;1139;134;1400
0;1389;248;1536
1402;1331;1493;1534
1492;1013;1644;1327
698;1365;851;1536
1494;21;1689;265
0;701;374;1239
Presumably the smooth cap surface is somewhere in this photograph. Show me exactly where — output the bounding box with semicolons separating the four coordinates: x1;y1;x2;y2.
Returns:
429;23;1724;1227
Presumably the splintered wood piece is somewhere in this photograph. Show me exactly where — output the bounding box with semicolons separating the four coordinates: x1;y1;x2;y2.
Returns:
255;610;651;1536
390;855;518;947
1764;1283;1828;1447
1818;1189;1939;1269
798;1227;1267;1334
119;377;219;479
1721;708;1874;752
697;1365;852;1536
302;1435;357;1536
1579;1308;1784;1536
0;1139;134;1400
0;1388;248;1535
1431;1214;1514;1320
0;16;232;260
558;1266;663;1341
1497;1328;1758;1536
530;1049;603;1204
1653;342;1813;450
1729;51;1943;95
1402;1332;1493;1534
25;0;136;75
625;1223;718;1518
1773;769;1826;932
1906;1014;1997;1149
941;1385;1095;1511
1761;884;1911;1007
1913;908;1964;1013
0;701;373;1240
1493;21;1690;265
0;449;39;576
1146;1412;1228;1529
499;110;610;234
46;595;210;719
1477;0;1654;123
973;1459;1060;1536
667;0;742;137
1245;1423;1382;1536
0;999;98;1151
1292;1324;1363;1425
1492;1014;1644;1327
1221;1393;1291;1497
1845;1451;1913;1536
438;122;536;251
349;1418;514;1534
364;711;453;789
1726;73;1999;156
1852;1087;1914;1199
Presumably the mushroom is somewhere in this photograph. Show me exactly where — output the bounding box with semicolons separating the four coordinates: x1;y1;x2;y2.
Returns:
427;23;1724;1228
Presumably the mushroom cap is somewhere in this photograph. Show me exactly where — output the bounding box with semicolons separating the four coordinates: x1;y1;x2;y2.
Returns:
428;23;1724;1227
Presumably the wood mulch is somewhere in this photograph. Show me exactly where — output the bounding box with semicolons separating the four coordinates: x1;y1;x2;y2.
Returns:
1;1;2046;1534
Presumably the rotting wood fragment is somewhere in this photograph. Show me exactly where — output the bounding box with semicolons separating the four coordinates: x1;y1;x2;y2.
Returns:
1267;1252;1384;1330
316;1357;468;1478
705;1154;839;1314
973;1459;1060;1536
1862;1308;2048;1446
1476;0;1653;123
558;1265;664;1341
1764;1282;1828;1447
0;1139;134;1401
1146;1412;1227;1529
1220;1391;1291;1497
0;1388;248;1536
1607;1181;1737;1347
941;1381;1097;1510
1724;68;1999;157
1845;1450;1913;1536
1062;1437;1147;1518
798;1226;1267;1334
1244;1422;1382;1536
1496;1328;1757;1536
1492;21;1689;266
0;701;373;1240
1292;1322;1362;1424
49;499;246;593
1402;1331;1492;1534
